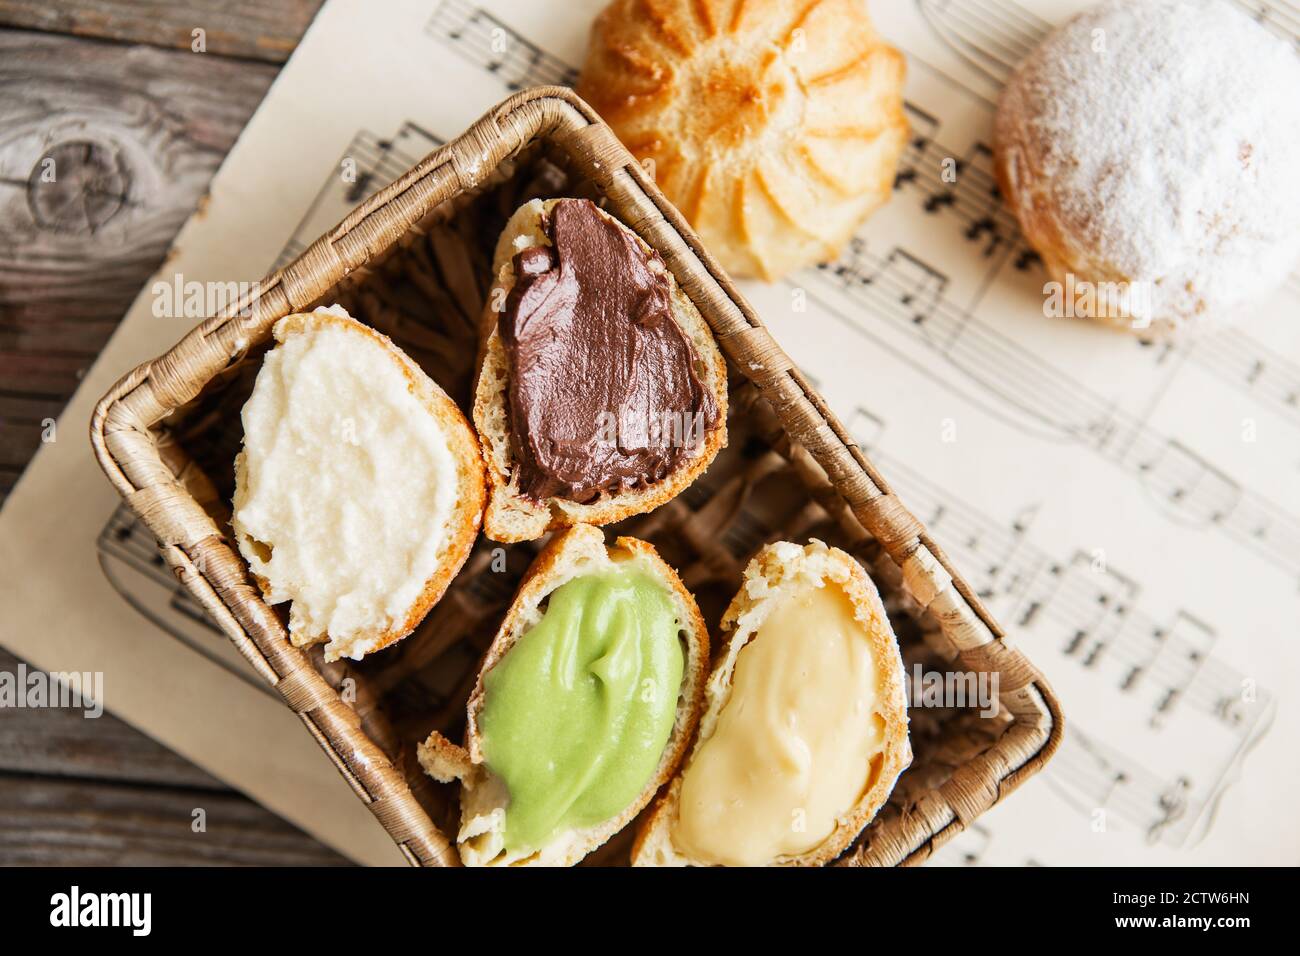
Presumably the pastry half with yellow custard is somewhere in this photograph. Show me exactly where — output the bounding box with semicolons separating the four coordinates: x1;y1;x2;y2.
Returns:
418;524;708;866
632;540;911;866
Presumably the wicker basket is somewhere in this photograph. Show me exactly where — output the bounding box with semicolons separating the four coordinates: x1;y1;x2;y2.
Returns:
89;87;1062;867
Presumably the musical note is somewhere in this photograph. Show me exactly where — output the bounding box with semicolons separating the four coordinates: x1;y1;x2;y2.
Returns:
1016;552;1137;666
899;102;940;179
1047;726;1200;843
1126;438;1244;526
1186;328;1300;428
807;244;1300;583
428;0;579;89
1194;657;1271;730
846;406;887;452
954;143;1005;255
97;504;278;699
879;248;949;325
1137;613;1215;727
892;103;1021;255
275;123;443;270
1013;555;1273;739
838;0;1290;858
432;1;1297;445
1012;246;1040;271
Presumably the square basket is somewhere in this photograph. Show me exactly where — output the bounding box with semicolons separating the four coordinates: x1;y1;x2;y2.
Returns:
90;87;1062;867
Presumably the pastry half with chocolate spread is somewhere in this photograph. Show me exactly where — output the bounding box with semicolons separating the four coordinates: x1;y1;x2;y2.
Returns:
474;198;728;543
418;524;709;866
632;540;911;866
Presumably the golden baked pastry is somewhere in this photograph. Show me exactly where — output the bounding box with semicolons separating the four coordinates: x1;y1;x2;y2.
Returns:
578;0;907;281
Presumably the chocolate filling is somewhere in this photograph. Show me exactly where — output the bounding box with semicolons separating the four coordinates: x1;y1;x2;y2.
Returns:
500;198;718;504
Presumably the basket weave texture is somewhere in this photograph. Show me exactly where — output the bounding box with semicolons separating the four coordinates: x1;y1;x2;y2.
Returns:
90;87;1062;867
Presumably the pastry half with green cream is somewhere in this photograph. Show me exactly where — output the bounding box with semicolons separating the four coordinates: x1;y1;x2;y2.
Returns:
418;524;708;866
633;540;911;866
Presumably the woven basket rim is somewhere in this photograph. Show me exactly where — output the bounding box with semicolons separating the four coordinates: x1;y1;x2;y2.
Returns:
89;85;1063;867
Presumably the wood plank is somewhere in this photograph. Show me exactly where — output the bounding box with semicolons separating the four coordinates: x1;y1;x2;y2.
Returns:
0;9;352;869
0;648;223;789
0;30;277;492
0;775;350;865
0;0;323;63
0;649;350;865
0;390;64;471
0;316;124;356
0;352;93;417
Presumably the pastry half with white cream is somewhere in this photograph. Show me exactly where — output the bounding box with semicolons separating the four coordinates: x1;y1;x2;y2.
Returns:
633;540;911;866
473;197;728;543
231;306;486;662
418;524;709;866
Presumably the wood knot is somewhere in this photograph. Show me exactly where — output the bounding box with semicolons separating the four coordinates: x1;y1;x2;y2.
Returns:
27;139;131;234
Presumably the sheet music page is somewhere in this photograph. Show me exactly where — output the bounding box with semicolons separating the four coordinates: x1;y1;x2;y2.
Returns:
1;0;1295;865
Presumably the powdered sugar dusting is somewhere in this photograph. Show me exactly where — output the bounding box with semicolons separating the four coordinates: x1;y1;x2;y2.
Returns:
997;0;1300;334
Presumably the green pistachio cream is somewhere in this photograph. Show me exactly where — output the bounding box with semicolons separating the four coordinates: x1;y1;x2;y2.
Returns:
477;568;685;854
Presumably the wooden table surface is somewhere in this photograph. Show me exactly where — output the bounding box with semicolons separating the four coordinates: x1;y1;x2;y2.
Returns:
0;0;349;865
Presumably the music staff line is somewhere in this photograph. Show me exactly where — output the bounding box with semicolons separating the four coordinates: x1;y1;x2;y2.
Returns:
874;0;1284;850
895;103;1023;261
275;123;443;270
1234;0;1300;45
847;423;1272;845
428;0;578;90
101;179;1268;868
97;504;278;699
1047;725;1200;844
88;3;1289;861
422;0;1300;587
918;0;1045;90
810;241;1300;584
857;433;1272;739
1014;562;1258;732
919;0;1299;80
